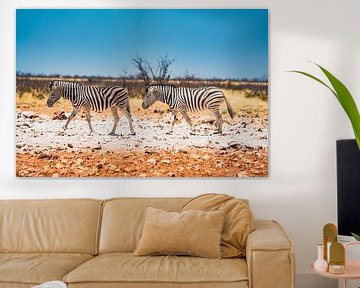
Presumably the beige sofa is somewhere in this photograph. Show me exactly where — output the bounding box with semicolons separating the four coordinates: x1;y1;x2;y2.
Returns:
0;198;295;288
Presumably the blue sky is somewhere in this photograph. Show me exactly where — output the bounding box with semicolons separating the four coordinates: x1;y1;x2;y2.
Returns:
16;9;268;79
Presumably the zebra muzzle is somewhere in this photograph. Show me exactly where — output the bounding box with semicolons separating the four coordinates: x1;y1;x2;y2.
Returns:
142;102;148;109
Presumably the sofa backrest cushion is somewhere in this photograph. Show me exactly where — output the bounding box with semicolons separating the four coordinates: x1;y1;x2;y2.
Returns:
181;194;254;258
99;198;189;253
0;199;102;254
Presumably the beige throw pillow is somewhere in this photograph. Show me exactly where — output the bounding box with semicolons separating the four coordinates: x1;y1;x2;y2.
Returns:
134;207;225;258
181;194;255;258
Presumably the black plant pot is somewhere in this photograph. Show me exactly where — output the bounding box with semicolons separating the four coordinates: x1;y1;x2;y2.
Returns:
337;139;360;237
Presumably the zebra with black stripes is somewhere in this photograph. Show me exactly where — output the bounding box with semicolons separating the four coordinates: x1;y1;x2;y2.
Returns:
47;80;135;135
142;84;234;134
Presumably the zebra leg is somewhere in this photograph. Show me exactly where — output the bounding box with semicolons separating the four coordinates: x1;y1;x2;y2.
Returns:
180;110;194;133
109;106;120;136
166;111;178;134
63;108;78;130
212;109;223;134
122;106;136;136
84;110;94;135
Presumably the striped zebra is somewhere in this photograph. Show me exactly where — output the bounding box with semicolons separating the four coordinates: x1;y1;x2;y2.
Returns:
142;84;234;134
47;80;135;135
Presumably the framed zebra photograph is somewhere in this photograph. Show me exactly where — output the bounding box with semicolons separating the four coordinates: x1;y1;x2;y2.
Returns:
16;9;269;177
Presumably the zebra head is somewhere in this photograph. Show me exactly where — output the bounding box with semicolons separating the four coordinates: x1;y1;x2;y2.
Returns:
47;80;62;107
142;85;158;109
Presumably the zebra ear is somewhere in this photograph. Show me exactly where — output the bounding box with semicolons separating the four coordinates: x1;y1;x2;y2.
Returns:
145;84;149;92
49;80;54;89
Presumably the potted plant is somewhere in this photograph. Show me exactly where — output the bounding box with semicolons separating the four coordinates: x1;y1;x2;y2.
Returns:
291;63;360;240
352;233;360;241
290;63;360;149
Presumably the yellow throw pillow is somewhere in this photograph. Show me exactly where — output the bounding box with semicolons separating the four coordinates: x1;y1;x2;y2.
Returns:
134;207;225;258
181;194;254;258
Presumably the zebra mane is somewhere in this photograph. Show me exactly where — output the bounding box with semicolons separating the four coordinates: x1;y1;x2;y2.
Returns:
146;83;176;92
49;80;82;89
49;80;55;89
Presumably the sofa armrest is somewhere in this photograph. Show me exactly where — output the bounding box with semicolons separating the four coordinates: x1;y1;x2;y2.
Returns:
246;220;295;288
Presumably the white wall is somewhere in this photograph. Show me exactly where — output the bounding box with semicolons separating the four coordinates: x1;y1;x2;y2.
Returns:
1;0;360;287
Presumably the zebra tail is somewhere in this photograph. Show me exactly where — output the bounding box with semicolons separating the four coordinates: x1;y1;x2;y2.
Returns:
224;95;234;119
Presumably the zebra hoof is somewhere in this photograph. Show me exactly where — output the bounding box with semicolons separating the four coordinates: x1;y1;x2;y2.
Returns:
108;132;120;136
190;131;196;135
130;132;136;136
166;131;173;135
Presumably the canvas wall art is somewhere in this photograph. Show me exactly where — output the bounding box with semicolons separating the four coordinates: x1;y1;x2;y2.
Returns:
16;9;269;177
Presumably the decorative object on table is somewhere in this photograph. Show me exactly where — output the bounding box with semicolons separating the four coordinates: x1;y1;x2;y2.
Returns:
323;223;337;262
322;223;345;274
32;281;67;288
328;264;345;275
314;244;328;272
312;228;360;288
290;62;360;150
329;242;345;275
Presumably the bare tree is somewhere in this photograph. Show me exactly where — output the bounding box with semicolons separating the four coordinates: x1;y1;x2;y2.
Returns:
156;56;174;82
132;56;150;84
132;55;174;84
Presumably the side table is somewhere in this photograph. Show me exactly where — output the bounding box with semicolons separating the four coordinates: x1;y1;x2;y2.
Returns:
311;242;360;288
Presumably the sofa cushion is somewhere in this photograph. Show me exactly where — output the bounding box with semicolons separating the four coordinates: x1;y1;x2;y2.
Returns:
181;194;254;258
99;198;190;253
64;253;248;285
134;207;225;258
0;199;102;254
0;253;93;285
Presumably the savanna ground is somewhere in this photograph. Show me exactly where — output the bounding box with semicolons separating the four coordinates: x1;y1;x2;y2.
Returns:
16;77;268;177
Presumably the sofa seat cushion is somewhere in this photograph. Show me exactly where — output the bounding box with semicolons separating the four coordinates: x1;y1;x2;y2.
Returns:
0;253;93;285
64;253;248;285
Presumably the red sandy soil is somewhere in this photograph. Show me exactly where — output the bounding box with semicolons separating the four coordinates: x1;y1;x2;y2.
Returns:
16;147;268;178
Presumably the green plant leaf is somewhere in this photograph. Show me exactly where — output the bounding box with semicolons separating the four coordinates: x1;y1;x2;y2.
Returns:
289;70;337;99
289;64;360;150
316;64;360;150
351;232;360;241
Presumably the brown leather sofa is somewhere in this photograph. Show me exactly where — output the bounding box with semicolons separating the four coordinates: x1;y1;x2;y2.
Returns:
0;198;295;288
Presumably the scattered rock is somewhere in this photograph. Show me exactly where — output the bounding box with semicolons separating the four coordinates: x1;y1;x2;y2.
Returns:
22;111;38;119
53;111;67;120
16;110;268;154
202;155;210;160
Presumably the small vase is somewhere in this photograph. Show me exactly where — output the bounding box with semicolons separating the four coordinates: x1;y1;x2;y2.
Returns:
314;244;328;272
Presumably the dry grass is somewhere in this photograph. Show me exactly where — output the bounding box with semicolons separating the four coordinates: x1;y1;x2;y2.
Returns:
221;89;268;115
16;89;267;120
